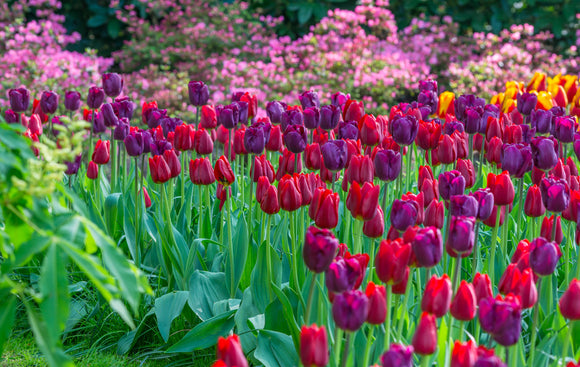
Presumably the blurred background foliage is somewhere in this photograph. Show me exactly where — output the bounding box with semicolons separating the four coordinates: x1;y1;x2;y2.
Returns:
34;0;580;59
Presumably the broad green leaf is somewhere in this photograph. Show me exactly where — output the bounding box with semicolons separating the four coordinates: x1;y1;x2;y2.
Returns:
166;310;236;353
188;270;230;321
271;283;300;350
0;287;16;356
235;288;261;353
117;309;155;355
39;244;70;344
3;234;50;271
251;242;282;312
225;212;248;293
254;330;298;367
155;291;189;342
104;193;122;238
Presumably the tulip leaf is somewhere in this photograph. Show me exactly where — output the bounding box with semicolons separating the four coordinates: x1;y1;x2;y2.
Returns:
235;289;261;353
155;291;189;342
123;201;137;262
271;283;300;350
104;193;122;239
0;286;17;357
188;270;230;321
117;309;155;355
251;242;282;312
166;309;236;353
254;330;298;367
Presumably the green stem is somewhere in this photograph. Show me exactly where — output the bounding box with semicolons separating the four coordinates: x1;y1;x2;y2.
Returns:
510;344;518;367
469;134;474;164
304;272;318;325
227;191;235;298
181;152;186;211
110;130;116;192
198;184;203;236
249;155;255;244
459;321;465;342
362;326;375;367
290;212;301;296
452;255;462;294
266;215;272;299
134;157;140;268
396;272;412;339
561;321;574;366
528;278;541;366
340;332;350;367
566;222;572;285
405;144;412;192
334;328;343;366
551;213;558;242
516;178;524;239
384;284;392;351
489;206;501;284
472;222;481;273
421;355;430;367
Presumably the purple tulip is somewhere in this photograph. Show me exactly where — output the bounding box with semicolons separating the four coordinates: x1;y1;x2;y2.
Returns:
299;90;320;109
87;86;105;109
540;176;570;213
554;116;576;143
450;195;478;217
331;92;350;107
332;290;369;331
244;123;266;154
188;81;209;106
114;118;130;140
303;106;320;129
283;124;307;153
102;73;123;98
236;101;249;123
113;97;135;120
4;109;18;123
531;136;558;171
419;79;438;92
417;89;438;113
446;216;476;256
321;139;348;171
338;120;359;140
303;226;339;273
266;101;286;124
160;117;183;137
64;91;81;111
124;131;144;157
529;237;561;276
142;131;154;153
390;199;418;231
65;154;82;175
412;227;443;268
8;87;30;112
217;104;239;129
381;344;414;367
474;354;507;367
325;257;359;293
464;105;484;134
439;170;466;201
479;295;522;346
40;90;59;114
481;104;500;134
469;188;494;221
501;143;532;178
516;92;538;115
231;91;244;102
575;134;580;162
320;104;341;131
443;119;465;135
147;109;168;129
530;109;552;134
454;94;486;121
374;149;401;182
389;114;419;146
101;103;118;127
93;112;106;133
520;124;536;144
150;139;173;156
281;109;304;132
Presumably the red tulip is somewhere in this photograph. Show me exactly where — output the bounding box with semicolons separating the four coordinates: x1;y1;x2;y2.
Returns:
487;171;515;206
346;181;380;221
260;184;280;215
412;312;438;355
194;129;214;155
358;114;382;146
163;149;181;178
149;155;171;184
540;215;563;243
375;238;411;285
256;176;270;203
234;127;247;155
200;105;217;129
472;272;493;304
438;134;457;165
451;340;477;367
143;186;152;208
365;282;387;324
456;159;475;189
251;155;274;183
309;188;339;229
87;161;98;179
450;280;476;321
300;325;329;367
419;178;439;206
343;99;365;122
416;119;442;151
174;124;193;151
276;148;302;180
189;157;216;185
342;154;374;191
421;274;452;317
266;125;282;152
92;139;110;165
424;199;444;229
559;279;580;320
392;266;410;295
453;131;469;160
524;184;546;217
278;174;302;212
485;136;502;167
216;334;248;367
305;143;322;170
363;205;385;238
214;155;235;186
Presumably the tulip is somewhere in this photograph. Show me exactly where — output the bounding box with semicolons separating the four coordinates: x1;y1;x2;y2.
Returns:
501;143;532;179
412;312;438;355
332;289;369;331
390;199;418;231
487;171;515;206
342;154;374;191
214;156;235;186
363;206;385;238
331;91;350;107
300;325;328;367
411;226;443;268
358;114;382;146
338;120;359;140
149;155;171;184
173;124;193;151
422;274;452;317
554;116;576;143
346;181;380;221
319;104;340;131
420;178;439;205
8;87;30;112
498;263;521;296
218;104;240;129
299;90;320;109
65;155;82;175
260;184;280;215
468;188;494;221
251;155;274;183
529;237;561;276
216;335;247;367
559;279;580;320
474;347;506;367
194;129;214;155
540;215;564;244
27;114;43;135
63;90;81;111
540;176;570;213
464;105;484;134
479;294;522;346
266;101;286;124
373;149;401;183
381;344;414;367
303;144;322;171
365;282;387;324
4;109;18;123
113;97;135;120
524;184;546;217
198;105;217;129
92;140;110;165
276;149;302;180
439;170;466;201
301;106;319;130
114;119;130;141
484;136;502;167
189;157;216;185
87;161;98;179
450;281;476;321
517;268;538;309
187;81;209;106
321;139;348;171
343;99;365;122
375;239;411;285
450;195;478;217
163;150;181;178
416;119;442;152
456;159;475;189
309;188;339;229
283;124;307;154
455;94;486;121
438;134;457;165
389;114;419;146
424;200;444;229
244;123;266;154
451;340;477;367
84;87;104;110
303;226;339;273
281;109;304;132
531;136;559;171
39;90;58;115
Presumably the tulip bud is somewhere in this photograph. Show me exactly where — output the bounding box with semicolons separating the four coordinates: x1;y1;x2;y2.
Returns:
346;181;380;221
332;289;369;331
439;170;466;201
260;185;280;215
559;279;580;320
412;312;438;355
381;343;414;367
343;99;365;122
300;325;328;367
554;116;576;143
266;101;286;124
450;281;477;321
188;81;209;106
189;157;216;185
309;188;339;229
149;155;171;184
529;237;561;276
472;273;493;304
438;134;457;165
216;335;248;367
450;195;478;217
389;114;419;146
8;87;30;112
422;274;452;317
540;176;570;213
338;120;359;140
479;294;522;346
524;184;546;217
487;171;515;206
374;149;401;182
92;139;110;165
278;174;302;212
102;73;123;98
319;104;340;131
390;199;418;231
365;282;387;324
40;90;59;115
87;161;99;179
363;206;385;238
358;114;382;146
299;90;320;109
531;136;558;171
342;154;374;191
64;90;81;111
411;226;443;268
321;139;348;171
375;239;411;285
303;226;339;273
214;155;235;186
456;159;475;188
284;124;307;154
424;199;444;229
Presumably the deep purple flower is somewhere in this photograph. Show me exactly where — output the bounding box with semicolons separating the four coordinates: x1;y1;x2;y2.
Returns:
8;87;30;112
217;104;240;129
114;118;130;140
374;149;401;182
454;94;486;121
450;195;478;217
501;143;532;178
93;112;106;133
236;100;249;123
321;139;348;171
331;92;350;107
281;109;304;132
325;257;360;293
244;123;267;154
87;86;105;109
554;116;576;143
101;103;118;127
381;344;414;367
417;89;438;113
469;188;494;221
464;105;484;134
412;227;443;268
187;81;209;106
303;226;339;273
283;124;307;153
320;105;341;131
516;92;538;115
479;295;522;346
530;109;552;134
150;139;173;156
332;290;369;331
531;136;558;171
419;79;438;92
102;73;123;98
443;119;465;135
40;90;59;114
529;237;561;276
439;170;466;201
147;109;168;129
64;91;81;111
338;120;359;140
4;109;18;123
446;216;476;256
520;124;536;144
160;117;184;137
389;114;419;146
231;91;244;102
65;154;82;175
113;97;135;120
124;131;144;157
540;176;570;213
391;199;418;231
303;106;320;129
266;101;286;124
299;90;320;109
142;130;154;153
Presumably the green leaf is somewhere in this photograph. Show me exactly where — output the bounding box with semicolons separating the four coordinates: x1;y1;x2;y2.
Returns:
235;288;261;353
87;14;108;27
188;271;230;321
225;212;248;292
117;309;155;355
271;283;300;350
104;193;122;238
166;310;236;353
0;287;16;356
107;19;121;38
155;291;189;343
297;5;313;25
254;330;299;367
39;244;70;344
251;242;282;312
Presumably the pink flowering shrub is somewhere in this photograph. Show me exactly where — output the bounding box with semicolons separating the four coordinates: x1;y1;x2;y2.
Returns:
0;0;112;107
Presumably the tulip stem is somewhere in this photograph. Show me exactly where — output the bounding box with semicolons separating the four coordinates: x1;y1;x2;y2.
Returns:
396;273;412;340
469;134;474;164
249;155;255;244
405;145;412;192
304;272;317;325
134;157;140;268
384;284;392;351
501;215;509;264
110;130;116;192
180;152;186;211
515;178;524;237
197;184;203;237
266;215;272;299
472;222;481;273
561;321;574;366
381;182;388;218
576;240;580;279
362;326;375;367
240;155;245;206
566;223;572;285
459;321;465;342
452;255;462;294
227;193;235;298
333;328;343;366
528;278;540;367
421;355;430;367
289;212;302;299
340;332;350;367
551;213;558;242
489;206;501;284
